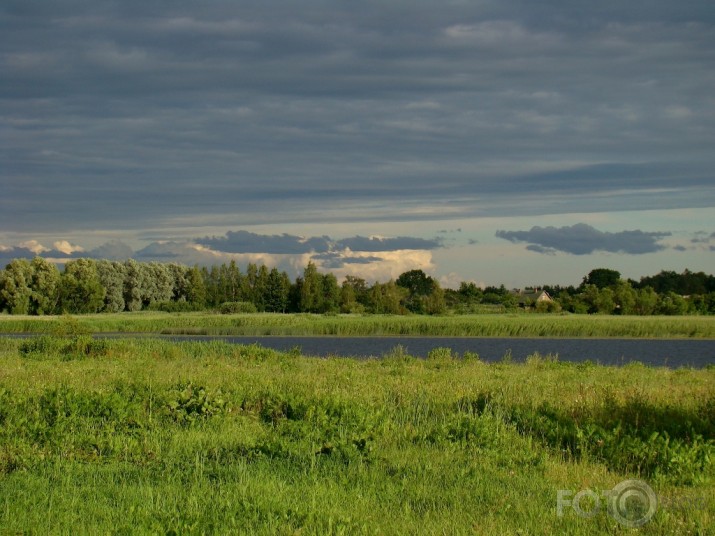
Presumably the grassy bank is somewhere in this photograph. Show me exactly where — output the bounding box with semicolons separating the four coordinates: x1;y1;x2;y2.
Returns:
1;311;715;338
0;336;713;534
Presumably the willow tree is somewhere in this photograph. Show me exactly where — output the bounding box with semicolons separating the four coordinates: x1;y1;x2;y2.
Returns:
96;260;126;312
30;257;61;314
0;259;33;314
60;258;105;314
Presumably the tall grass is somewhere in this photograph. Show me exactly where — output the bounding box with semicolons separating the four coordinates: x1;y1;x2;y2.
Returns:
0;337;712;534
1;312;715;338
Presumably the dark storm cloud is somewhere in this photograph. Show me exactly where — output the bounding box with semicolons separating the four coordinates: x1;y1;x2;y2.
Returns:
0;229;442;272
197;231;332;254
495;223;671;255
2;1;714;232
525;245;557;256
196;231;441;254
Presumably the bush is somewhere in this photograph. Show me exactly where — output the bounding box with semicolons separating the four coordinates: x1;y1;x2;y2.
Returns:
19;335;63;356
165;383;226;424
19;334;110;360
219;301;258;314
52;315;92;337
148;301;205;313
62;335;110;359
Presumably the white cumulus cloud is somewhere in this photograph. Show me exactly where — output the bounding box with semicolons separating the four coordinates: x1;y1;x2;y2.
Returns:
53;240;85;255
18;240;49;254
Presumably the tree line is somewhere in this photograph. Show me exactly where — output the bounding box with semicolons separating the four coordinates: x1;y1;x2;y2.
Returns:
0;257;714;316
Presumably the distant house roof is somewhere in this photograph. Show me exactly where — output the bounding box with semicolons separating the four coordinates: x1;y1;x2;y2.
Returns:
511;287;552;306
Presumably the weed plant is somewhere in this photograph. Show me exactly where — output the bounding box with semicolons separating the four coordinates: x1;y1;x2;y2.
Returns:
0;338;713;534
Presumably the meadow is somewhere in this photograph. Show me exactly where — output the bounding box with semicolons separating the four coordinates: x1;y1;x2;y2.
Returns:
0;335;713;534
1;311;715;338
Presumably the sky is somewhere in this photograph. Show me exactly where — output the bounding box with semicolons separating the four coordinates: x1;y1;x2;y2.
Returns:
2;0;714;288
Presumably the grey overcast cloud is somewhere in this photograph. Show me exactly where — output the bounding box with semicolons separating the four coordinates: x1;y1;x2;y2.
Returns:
1;0;714;286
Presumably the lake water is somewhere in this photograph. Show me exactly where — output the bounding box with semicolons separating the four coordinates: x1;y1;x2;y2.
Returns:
4;333;714;368
161;335;714;368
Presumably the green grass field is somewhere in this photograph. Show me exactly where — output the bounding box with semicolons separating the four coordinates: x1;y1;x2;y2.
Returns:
0;336;713;534
1;311;715;338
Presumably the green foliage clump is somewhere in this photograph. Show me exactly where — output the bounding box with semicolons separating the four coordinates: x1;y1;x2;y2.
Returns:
166;383;226;424
480;391;715;485
148;300;205;313
18;335;64;357
19;317;108;360
219;301;258;314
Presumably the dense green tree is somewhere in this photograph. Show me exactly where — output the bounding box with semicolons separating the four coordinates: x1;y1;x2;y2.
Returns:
633;287;659;315
580;284;615;314
253;265;270;312
340;282;358;313
2;252;715;317
423;285;446;315
29;257;61;314
168;263;190;302
396;269;435;295
658;291;688;315
582;268;621;290
185;266;207;307
612;280;637;315
96;260;126;312
340;276;369;313
0;268;4;312
144;262;174;307
396;269;440;313
638;269;715;295
265;268;290;313
0;259;33;314
458;282;483;303
202;266;222;307
482;285;511;306
321;273;341;313
219;260;243;303
299;262;323;313
123;259;149;312
60;258;105;314
368;280;407;314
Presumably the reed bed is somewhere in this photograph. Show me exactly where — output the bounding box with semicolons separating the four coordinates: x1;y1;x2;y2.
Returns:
1;312;715;338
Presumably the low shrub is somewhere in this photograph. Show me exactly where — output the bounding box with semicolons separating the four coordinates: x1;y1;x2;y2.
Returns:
148;301;205;313
165;383;226;425
219;301;258;314
19;334;110;360
19;335;64;356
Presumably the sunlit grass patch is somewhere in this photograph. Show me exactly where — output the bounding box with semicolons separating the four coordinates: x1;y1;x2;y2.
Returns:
0;338;712;534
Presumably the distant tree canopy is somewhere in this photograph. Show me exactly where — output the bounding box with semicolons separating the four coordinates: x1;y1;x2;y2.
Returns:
1;258;714;316
396;269;445;314
581;268;621;290
636;269;715;295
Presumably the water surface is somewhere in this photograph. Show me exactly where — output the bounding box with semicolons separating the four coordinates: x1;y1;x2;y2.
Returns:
163;335;715;368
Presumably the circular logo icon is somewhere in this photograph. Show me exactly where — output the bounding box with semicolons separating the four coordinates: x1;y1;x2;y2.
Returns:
608;479;657;527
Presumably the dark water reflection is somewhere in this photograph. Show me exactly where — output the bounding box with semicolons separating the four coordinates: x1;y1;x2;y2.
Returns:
169;335;714;368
